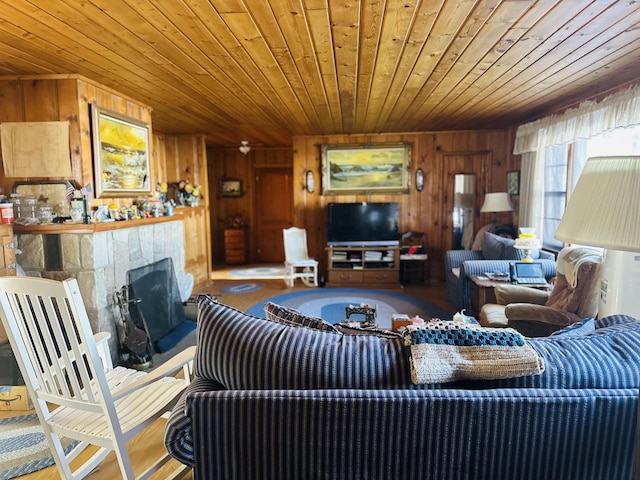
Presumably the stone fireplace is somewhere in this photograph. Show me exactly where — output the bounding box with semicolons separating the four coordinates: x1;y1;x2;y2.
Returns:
14;218;186;365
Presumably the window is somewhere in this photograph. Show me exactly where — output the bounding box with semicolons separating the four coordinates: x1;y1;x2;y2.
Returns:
542;125;640;251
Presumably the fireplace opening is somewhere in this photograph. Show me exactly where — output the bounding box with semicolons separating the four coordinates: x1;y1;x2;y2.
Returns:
121;257;195;367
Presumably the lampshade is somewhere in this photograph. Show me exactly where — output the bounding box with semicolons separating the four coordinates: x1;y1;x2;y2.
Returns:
555;156;640;252
480;192;513;212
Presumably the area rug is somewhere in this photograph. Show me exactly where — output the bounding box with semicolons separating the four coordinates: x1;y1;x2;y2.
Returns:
221;282;265;294
246;288;453;330
0;414;77;480
228;266;286;280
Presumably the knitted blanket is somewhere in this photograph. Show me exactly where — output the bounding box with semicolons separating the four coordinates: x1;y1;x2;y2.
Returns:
403;321;545;384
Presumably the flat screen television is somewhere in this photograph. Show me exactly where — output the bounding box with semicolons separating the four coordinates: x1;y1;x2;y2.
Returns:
327;202;399;247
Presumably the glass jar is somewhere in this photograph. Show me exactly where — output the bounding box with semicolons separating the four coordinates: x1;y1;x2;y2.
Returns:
22;195;37;219
9;193;23;219
36;204;54;224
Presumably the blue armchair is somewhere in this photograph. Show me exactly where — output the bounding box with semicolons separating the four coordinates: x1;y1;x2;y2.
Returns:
445;232;556;312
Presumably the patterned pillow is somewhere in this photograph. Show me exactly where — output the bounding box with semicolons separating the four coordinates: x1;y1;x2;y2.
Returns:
195;295;414;390
263;302;337;332
483;232;539;261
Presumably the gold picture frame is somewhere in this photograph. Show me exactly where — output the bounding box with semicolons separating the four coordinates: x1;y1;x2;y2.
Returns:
321;142;412;195
91;105;152;197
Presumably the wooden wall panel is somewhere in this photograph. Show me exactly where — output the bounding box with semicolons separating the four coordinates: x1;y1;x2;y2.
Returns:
207;146;294;265
0;75;154;208
289;130;520;282
207;129;519;283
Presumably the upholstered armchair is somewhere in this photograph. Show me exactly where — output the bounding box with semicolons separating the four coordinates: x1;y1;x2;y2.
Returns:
480;246;604;337
445;232;555;312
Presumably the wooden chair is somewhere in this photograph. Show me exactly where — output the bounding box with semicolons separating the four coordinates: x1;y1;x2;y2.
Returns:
283;227;318;287
0;276;195;479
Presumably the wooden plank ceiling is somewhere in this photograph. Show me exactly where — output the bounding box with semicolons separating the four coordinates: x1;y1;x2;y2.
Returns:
0;0;639;147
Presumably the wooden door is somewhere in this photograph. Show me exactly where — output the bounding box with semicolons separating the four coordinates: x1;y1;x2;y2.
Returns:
254;167;293;262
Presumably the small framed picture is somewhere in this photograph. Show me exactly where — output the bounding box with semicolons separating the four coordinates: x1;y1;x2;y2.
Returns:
507;170;520;195
219;178;242;197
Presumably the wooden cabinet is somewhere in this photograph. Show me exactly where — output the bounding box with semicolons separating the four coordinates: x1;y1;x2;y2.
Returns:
181;206;210;286
0;225;16;277
225;228;247;264
326;246;400;288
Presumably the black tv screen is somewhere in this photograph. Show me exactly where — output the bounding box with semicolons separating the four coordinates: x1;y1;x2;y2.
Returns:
327;202;399;247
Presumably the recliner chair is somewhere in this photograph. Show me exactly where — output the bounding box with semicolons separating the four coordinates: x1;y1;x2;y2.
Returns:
480;246;604;337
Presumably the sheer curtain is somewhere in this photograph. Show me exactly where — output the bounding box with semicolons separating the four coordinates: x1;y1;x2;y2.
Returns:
513;84;640;239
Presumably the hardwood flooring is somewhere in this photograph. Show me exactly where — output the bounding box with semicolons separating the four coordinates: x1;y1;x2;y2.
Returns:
1;265;452;479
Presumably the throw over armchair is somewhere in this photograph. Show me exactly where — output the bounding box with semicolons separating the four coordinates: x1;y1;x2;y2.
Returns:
480;246;604;337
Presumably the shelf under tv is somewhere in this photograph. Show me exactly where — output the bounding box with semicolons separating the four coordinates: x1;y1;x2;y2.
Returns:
326;245;400;288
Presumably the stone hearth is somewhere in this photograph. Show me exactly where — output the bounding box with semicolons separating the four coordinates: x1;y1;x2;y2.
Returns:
14;219;186;365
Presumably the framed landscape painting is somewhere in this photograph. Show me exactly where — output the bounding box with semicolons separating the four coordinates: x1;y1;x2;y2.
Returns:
91;105;152;197
321;142;412;195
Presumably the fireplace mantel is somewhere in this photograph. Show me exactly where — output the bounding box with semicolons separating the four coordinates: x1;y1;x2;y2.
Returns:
12;213;182;234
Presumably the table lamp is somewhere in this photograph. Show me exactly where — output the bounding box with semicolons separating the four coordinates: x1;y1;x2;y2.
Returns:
480;192;513;233
514;227;541;263
555;156;640;318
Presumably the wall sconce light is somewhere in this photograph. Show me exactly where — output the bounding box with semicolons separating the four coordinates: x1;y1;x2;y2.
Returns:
239;141;251;155
415;168;424;192
305;170;315;193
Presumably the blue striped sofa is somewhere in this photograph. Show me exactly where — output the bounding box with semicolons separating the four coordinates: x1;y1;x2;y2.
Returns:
164;296;640;480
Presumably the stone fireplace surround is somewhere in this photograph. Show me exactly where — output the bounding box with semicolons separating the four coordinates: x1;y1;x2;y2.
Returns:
14;218;186;366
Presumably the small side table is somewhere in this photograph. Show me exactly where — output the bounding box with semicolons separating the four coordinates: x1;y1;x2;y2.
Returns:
400;254;430;285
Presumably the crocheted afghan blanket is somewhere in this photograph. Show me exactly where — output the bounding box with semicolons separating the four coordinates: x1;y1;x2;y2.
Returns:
403;321;545;384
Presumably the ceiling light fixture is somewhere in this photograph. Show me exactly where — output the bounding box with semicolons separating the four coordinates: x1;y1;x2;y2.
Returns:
239;141;251;155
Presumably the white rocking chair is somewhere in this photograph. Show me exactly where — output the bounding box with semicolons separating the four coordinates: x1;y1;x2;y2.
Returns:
283;227;318;287
0;277;195;480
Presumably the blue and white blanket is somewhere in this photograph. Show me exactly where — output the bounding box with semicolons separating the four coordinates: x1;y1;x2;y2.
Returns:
403;320;545;384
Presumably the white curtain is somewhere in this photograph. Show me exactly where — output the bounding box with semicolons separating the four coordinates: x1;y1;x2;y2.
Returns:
514;84;640;236
518;151;544;235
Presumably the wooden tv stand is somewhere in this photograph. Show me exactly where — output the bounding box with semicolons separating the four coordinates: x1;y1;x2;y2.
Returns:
326;246;400;288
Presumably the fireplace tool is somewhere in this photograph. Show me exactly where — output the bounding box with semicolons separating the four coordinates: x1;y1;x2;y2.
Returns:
114;285;153;370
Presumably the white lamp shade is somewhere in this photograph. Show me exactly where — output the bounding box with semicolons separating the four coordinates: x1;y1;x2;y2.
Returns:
555;156;640;252
480;192;513;212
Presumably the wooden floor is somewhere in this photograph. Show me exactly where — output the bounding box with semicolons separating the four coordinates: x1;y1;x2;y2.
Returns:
2;265;452;479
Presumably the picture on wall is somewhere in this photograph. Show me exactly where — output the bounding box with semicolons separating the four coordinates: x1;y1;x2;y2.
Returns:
91;105;152;197
507;170;520;195
321;142;412;195
219;178;243;197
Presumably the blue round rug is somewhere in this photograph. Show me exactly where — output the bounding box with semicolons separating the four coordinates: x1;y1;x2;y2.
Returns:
221;282;265;294
246;288;452;330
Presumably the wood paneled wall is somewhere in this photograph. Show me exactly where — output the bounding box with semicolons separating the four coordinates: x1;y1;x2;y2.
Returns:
0;75;212;284
206;146;294;265
208;130;520;282
0;75;153;208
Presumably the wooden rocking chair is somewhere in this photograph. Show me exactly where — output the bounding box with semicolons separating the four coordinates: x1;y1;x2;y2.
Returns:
0;276;195;479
